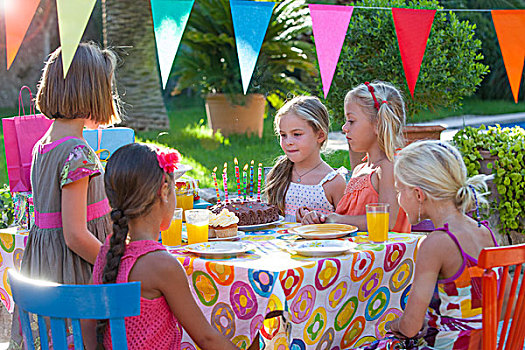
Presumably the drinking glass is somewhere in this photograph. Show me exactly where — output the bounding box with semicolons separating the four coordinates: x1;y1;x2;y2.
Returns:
366;203;389;242
161;208;183;246
185;209;210;245
176;187;194;221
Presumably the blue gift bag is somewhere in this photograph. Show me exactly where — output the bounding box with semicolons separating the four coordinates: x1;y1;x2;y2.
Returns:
83;127;135;161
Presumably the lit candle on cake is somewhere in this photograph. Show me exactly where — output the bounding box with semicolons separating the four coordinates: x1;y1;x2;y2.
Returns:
212;167;221;204
223;163;229;204
257;162;262;202
243;164;248;201
249;160;254;199
234;158;242;199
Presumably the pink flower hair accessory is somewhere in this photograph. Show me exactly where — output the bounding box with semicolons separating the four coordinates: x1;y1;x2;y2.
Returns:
156;148;182;173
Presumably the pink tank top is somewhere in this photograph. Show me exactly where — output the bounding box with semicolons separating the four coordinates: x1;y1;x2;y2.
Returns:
93;239;182;350
335;171;411;233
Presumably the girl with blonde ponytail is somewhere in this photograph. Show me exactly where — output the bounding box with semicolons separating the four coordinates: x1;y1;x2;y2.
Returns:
300;81;410;233
265;96;346;222
358;140;499;349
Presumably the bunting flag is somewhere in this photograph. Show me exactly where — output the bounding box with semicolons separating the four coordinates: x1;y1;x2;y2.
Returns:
56;0;97;77
4;0;41;69
151;0;195;89
309;4;353;99
492;10;525;103
392;8;436;97
230;0;275;94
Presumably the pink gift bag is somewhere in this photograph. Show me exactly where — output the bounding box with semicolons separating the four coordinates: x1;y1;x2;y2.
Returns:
2;86;53;192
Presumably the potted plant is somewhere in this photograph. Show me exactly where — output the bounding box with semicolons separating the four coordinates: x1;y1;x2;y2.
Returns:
173;0;316;137
453;125;525;245
321;0;489;143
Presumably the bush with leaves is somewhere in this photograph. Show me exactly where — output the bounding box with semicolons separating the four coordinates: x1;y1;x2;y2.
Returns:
0;185;14;229
453;125;525;238
322;0;489;124
173;0;316;108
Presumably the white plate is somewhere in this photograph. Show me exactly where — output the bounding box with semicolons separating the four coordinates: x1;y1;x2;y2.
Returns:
289;224;358;239
238;216;285;231
182;231;245;242
292;240;356;257
185;241;252;258
172;164;192;180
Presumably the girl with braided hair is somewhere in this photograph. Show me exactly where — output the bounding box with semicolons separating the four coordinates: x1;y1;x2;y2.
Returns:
299;81;411;233
88;143;237;350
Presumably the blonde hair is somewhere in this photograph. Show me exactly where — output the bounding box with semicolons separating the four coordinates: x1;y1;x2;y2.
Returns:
345;81;405;161
394;140;491;214
265;96;330;213
36;42;121;125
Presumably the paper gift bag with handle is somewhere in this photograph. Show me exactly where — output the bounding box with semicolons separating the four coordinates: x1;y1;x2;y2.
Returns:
2;86;53;192
82;127;135;163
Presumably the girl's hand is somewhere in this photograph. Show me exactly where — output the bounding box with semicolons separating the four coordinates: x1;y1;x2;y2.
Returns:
296;206;311;222
301;211;326;225
385;319;407;339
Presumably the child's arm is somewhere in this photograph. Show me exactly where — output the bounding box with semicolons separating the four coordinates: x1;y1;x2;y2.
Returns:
323;173;346;209
154;253;238;350
62;176;103;264
388;235;441;338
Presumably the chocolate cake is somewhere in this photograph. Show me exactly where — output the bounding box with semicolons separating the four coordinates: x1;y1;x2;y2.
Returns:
209;199;280;226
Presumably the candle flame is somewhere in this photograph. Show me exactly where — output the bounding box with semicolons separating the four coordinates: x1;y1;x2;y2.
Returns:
213;167;217;172
234;157;238;165
258;163;262;167
223;162;227;168
251;160;254;165
243;164;248;171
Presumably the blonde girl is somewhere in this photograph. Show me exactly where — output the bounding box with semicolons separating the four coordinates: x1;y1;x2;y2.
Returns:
358;140;497;349
265;96;346;222
10;42;121;347
300;81;410;233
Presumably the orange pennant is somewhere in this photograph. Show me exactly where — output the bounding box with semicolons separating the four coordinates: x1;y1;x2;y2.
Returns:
492;10;525;103
4;0;41;69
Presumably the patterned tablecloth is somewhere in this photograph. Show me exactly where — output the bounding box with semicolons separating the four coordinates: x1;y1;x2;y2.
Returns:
170;222;424;350
0;227;28;313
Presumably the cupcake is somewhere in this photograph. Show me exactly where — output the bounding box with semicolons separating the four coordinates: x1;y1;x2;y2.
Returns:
209;208;239;238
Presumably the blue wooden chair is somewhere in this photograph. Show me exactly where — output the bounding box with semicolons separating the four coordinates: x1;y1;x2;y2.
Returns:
8;270;140;350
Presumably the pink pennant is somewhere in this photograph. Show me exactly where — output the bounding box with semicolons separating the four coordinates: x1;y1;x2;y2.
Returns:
4;0;41;69
392;8;436;97
309;4;353;99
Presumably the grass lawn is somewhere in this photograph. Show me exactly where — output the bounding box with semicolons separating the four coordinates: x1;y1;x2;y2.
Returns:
0;96;524;189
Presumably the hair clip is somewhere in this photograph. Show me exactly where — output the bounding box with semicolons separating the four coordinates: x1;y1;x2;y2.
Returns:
437;142;460;161
364;82;384;111
156;148;182;174
468;184;482;227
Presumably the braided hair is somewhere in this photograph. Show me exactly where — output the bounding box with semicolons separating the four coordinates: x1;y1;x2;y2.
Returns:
95;143;174;347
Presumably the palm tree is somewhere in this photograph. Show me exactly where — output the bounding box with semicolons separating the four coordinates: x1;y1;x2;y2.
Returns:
102;0;169;130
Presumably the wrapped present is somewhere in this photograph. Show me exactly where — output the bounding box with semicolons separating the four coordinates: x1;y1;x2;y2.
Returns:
83;127;135;163
12;192;34;230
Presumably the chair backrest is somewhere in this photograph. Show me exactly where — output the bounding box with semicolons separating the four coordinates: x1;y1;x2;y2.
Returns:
8;270;141;350
478;243;525;350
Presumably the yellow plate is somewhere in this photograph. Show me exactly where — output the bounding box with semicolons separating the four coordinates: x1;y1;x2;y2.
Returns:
288;224;358;239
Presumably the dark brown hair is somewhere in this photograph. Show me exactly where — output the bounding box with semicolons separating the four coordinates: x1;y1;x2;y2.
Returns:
36;42;121;125
96;143;173;346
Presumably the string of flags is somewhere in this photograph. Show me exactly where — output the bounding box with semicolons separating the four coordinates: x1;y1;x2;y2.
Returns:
4;1;525;102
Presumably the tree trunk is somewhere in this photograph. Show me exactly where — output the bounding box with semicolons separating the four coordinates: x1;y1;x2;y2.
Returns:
103;0;169;130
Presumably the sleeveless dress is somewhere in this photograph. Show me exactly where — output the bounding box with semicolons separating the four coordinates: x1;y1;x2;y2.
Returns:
93;239;183;350
10;136;111;348
357;221;498;350
284;170;340;222
335;170;411;233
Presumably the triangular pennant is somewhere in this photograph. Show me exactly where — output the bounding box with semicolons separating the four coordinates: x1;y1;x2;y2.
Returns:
309;4;353;99
391;8;436;97
4;0;41;69
492;10;525;103
230;0;275;94
56;0;97;78
151;0;195;89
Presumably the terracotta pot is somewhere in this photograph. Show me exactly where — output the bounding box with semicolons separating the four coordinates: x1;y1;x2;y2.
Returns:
205;93;266;138
403;125;446;145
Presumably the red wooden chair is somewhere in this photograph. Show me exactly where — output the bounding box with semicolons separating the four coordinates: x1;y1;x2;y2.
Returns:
478;243;525;350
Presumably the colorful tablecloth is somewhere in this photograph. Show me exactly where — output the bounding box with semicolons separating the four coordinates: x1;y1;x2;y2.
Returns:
170;223;424;350
0;227;28;313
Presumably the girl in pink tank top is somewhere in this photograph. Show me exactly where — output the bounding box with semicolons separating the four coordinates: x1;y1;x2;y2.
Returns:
87;143;238;350
300;82;410;233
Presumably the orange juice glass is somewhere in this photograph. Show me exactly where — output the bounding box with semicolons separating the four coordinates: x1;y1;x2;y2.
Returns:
161;208;183;246
366;203;389;242
185;209;209;245
176;188;194;221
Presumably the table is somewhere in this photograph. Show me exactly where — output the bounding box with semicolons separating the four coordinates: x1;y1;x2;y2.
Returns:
171;223;423;350
0;227;28;313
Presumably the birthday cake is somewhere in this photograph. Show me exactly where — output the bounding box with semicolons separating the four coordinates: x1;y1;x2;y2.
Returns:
209;199;280;226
